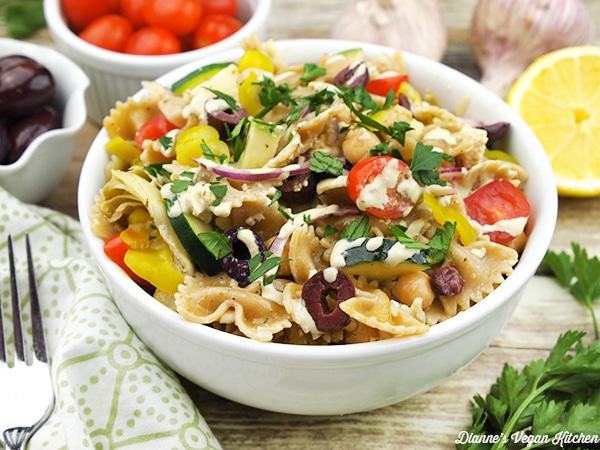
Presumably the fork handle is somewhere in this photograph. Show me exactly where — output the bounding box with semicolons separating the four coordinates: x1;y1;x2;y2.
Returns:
3;426;33;450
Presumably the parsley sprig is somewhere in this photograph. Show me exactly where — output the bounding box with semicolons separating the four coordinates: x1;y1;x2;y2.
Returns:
459;331;600;450
544;243;600;339
1;0;45;38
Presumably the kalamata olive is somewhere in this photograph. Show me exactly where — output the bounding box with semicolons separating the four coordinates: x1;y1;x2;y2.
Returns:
332;62;369;88
477;122;510;147
279;171;318;204
4;105;61;165
302;268;355;333
206;98;249;140
0;55;56;118
220;227;267;287
431;266;465;297
0;120;11;163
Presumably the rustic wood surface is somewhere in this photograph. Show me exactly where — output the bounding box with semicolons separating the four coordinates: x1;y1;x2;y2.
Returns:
8;0;600;448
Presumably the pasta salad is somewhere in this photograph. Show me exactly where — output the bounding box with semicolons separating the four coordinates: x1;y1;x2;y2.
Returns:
91;37;531;345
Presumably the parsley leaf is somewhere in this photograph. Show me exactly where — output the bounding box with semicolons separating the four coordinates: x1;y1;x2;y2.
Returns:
340;215;371;239
204;87;239;111
248;251;289;285
300;63;326;82
209;183;228;206
389;221;455;265
410;141;452;186
197;231;231;260
544;243;600;339
1;1;45;38
309;151;343;177
255;78;294;118
170;171;195;194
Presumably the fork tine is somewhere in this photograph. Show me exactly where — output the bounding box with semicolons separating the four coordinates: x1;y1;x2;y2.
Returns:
26;234;48;363
8;235;25;362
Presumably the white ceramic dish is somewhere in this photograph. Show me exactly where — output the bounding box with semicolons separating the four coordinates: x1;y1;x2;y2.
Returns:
44;0;272;125
78;39;558;415
0;37;88;204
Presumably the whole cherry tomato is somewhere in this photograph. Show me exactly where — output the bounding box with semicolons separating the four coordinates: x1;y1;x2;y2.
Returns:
142;0;203;37
193;14;243;49
61;0;117;32
79;15;133;52
464;178;531;244
125;27;182;55
119;0;147;29
347;155;419;219
199;0;238;16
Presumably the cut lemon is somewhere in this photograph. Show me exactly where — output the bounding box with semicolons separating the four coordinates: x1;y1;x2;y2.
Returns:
507;46;600;197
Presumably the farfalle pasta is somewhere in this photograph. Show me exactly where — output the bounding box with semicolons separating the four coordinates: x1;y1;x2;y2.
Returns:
90;37;531;345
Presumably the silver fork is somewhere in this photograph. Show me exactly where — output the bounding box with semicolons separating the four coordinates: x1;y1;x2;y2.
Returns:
0;235;55;450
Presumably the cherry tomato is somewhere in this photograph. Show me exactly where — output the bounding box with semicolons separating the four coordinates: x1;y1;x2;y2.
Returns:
366;75;410;97
464;178;531;244
347;155;419;219
104;233;152;290
119;0;147;29
134;114;178;150
61;0;117;32
79;15;133;52
199;0;238;16
125;27;182;55
142;0;203;37
193;14;243;49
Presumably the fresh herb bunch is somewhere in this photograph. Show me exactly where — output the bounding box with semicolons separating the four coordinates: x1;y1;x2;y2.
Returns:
0;0;45;38
458;331;600;450
458;243;600;449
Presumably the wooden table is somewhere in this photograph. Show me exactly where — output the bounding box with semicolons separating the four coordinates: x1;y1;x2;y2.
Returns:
12;1;600;448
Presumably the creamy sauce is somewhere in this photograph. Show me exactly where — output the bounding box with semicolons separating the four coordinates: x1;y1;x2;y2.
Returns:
330;237;419;268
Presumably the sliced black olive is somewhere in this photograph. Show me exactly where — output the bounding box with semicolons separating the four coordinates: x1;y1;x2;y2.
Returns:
206;98;249;140
302;268;355;333
332;62;369;88
279;171;318;204
220;227;266;287
477;122;510;147
0;55;56;118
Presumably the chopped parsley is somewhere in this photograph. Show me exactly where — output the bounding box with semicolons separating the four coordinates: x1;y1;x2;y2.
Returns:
197;231;231;260
309;151;344;177
389;221;455;265
410;141;453;186
249;251;289;285
170;171;195;194
255;78;295;118
340;215;371;239
300;63;327;82
204;87;239;111
209;183;228;206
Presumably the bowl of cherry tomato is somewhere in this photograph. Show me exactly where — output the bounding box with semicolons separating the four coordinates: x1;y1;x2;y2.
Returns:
43;0;271;125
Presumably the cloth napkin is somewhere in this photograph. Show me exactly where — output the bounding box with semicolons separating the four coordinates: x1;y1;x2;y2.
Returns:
0;187;222;450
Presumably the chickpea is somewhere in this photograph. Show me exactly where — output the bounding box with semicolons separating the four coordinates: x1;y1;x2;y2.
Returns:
342;126;380;164
392;271;435;309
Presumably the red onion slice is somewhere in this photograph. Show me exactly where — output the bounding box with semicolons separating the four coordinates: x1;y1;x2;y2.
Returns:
196;158;311;181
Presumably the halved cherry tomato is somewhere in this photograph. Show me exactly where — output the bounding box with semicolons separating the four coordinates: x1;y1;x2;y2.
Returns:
103;233;152;290
134;114;178;149
464;178;531;244
79;14;133;52
142;0;203;36
199;0;238;17
125;27;182;55
366;75;410;97
119;0;147;29
347;155;420;219
193;14;243;48
61;0;117;32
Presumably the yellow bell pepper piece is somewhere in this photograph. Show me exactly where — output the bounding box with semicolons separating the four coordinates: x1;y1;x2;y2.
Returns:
239;71;263;117
175;125;230;165
398;81;422;105
238;49;274;73
124;245;184;294
423;191;476;246
105;135;140;164
484;149;520;165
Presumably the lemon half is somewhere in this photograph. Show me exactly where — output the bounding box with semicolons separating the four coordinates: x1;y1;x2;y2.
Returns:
507;46;600;197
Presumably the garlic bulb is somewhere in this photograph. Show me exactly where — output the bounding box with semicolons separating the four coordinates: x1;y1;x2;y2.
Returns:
331;0;448;62
471;0;596;98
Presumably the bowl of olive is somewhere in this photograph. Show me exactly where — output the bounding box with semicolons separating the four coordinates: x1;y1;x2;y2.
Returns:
0;37;89;204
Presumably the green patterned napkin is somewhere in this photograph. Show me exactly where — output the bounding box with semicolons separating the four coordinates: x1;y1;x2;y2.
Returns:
0;187;221;450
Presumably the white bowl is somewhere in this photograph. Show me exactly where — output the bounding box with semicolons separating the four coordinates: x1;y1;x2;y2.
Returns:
44;0;272;125
78;39;558;415
0;37;89;204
